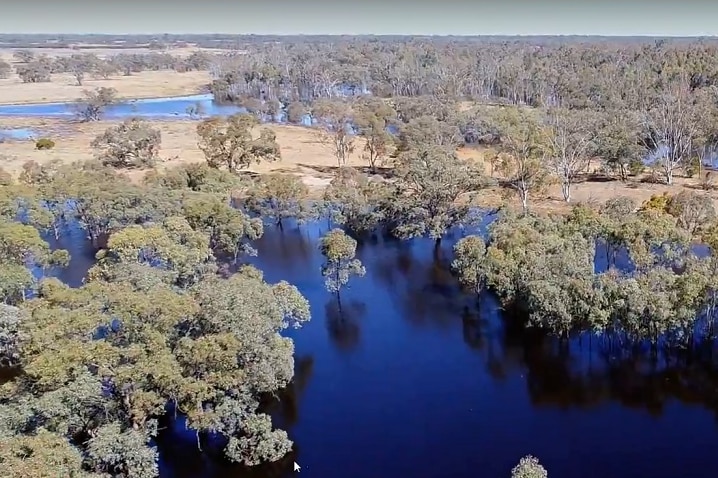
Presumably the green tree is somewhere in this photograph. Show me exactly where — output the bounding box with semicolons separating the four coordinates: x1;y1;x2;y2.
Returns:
91;118;162;168
321;167;389;236
75;87;118;122
0;224;310;474
593;110;646;181
388;146;488;246
182;193;264;261
0;220;69;304
313;99;355;168
244;174;309;229
353;98;396;173
319;229;365;305
493;107;550;214
511;455;548;478
452;235;488;297
197;114;281;173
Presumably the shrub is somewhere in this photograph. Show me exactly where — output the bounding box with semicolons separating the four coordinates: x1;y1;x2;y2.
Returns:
35;138;55;150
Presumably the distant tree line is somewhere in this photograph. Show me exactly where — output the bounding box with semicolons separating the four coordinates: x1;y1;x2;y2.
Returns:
5;49;215;85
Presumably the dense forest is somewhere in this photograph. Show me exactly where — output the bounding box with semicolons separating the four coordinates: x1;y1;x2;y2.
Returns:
201;37;718;197
4;34;718;477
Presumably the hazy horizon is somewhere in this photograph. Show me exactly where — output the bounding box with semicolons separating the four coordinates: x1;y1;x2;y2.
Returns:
1;1;717;37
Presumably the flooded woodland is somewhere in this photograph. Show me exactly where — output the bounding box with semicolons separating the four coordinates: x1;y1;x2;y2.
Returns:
5;34;718;478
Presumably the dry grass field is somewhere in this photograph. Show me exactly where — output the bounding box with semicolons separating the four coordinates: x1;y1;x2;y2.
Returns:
0;45;216;104
2;116;716;212
0;118;367;189
0;70;211;105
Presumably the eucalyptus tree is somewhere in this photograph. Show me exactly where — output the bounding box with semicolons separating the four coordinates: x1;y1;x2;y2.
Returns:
692;86;718;181
353;98;396;173
21;162;77;240
482;212;608;337
67;165;179;247
543;107;596;202
593;110;646;181
394;115;462;159
0;304;27;366
493;107;550;214
91;118;162;168
286;101;310;124
665;191;716;237
319;229;365;307
181;193;264;261
196;113;281;173
244;174;309;229
642;81;697;185
511;455;548;478
89;216;213;288
0;216;311;474
321;167;390;236
0;219;69;304
598;196;638;268
144;162;248;195
312;99;355;167
452;235;488;298
388;145;489;246
75;87;118;122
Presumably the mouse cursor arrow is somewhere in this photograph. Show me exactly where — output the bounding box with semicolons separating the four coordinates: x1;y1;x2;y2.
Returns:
293;462;301;472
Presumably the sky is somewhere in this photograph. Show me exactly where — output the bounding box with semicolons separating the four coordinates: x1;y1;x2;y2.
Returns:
0;0;717;36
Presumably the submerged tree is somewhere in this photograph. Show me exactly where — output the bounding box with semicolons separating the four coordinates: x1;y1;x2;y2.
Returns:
244;174;309;229
0;218;311;474
321;167;389;236
197;113;281;173
0;220;70;304
452;235;488;298
511;455;548;478
319;229;365;308
389;146;488;246
75;87;118;122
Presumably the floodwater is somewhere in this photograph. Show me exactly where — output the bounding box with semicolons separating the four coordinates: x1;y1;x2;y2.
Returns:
45;219;718;478
0;93;712;169
0;127;37;140
0;94;311;125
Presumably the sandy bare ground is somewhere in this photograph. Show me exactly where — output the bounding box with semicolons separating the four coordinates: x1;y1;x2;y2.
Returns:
0;70;211;105
1;116;716;211
0;118;366;183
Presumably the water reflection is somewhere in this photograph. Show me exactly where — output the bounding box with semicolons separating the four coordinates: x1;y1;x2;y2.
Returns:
324;298;366;351
24;220;718;478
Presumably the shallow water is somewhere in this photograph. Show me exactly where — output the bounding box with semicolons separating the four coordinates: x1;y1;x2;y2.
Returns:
0;94;312;125
43;219;718;478
0;127;37;140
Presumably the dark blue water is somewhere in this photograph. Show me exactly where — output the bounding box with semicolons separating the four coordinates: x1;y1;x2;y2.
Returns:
45;219;718;478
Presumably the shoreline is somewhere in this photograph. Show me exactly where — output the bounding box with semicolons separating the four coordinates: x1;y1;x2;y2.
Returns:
0;90;212;108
